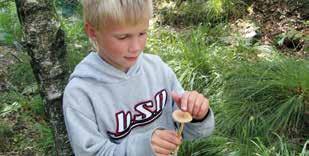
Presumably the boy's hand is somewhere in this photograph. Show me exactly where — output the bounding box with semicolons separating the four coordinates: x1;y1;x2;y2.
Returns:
151;129;182;156
171;91;209;120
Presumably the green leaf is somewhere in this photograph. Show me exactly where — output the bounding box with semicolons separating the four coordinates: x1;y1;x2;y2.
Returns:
21;83;38;95
277;36;285;46
0;102;21;117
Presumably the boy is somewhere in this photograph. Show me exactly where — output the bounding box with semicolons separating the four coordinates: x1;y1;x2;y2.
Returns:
63;0;215;156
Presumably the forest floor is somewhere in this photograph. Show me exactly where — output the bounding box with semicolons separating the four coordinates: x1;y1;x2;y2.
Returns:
248;0;308;58
0;46;17;92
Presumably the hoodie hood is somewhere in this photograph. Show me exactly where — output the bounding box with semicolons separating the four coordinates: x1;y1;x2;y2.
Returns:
69;52;143;83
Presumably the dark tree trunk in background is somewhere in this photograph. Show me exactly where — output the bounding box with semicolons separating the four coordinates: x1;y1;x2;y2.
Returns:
15;0;72;155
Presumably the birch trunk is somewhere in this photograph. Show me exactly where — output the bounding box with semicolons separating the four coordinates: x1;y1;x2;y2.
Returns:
15;0;72;155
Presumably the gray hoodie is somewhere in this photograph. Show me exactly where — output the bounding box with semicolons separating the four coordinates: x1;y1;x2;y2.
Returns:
63;52;215;156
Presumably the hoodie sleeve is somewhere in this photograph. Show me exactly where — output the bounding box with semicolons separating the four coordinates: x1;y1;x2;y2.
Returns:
63;85;155;156
167;64;215;140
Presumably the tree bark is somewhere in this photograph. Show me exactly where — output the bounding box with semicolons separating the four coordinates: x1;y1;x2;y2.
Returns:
15;0;72;155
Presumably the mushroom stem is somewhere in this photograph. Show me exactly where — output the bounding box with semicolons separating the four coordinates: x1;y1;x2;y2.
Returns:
171;109;192;156
177;123;184;136
173;146;180;156
172;123;184;156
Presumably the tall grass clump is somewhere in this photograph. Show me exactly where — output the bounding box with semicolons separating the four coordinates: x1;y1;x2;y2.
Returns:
215;54;309;153
251;133;304;156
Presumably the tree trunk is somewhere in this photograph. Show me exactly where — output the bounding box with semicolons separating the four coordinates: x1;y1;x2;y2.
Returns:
15;0;72;155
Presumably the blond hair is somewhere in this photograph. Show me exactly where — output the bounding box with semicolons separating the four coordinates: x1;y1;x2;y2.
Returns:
83;0;153;30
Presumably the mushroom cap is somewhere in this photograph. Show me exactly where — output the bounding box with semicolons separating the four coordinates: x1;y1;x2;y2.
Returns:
172;109;192;123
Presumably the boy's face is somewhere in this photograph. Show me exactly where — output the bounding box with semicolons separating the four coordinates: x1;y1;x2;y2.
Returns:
93;20;149;72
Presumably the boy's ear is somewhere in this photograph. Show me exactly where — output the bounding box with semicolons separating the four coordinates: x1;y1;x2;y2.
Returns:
84;22;97;40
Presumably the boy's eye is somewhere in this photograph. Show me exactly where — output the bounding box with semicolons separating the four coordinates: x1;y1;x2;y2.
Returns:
139;32;147;36
117;35;128;40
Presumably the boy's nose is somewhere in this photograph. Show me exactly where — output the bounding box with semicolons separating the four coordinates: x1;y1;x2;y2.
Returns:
129;38;143;54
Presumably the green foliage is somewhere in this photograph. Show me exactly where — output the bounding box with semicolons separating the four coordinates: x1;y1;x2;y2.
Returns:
147;24;232;92
156;0;245;27
7;54;36;91
30;95;45;116
212;55;308;154
221;56;308;133
0;101;22;117
0;90;24;110
0;0;22;45
275;29;305;50
55;0;81;17
12;121;55;155
178;135;241;156
146;25;180;60
251;133;307;156
300;140;309;156
206;0;243;21
61;15;90;73
178;138;219;156
148;20;307;154
0;52;50;155
0;91;52;155
35;123;55;155
0;121;13;151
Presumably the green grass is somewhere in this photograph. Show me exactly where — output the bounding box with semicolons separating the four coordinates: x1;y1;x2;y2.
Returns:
213;55;308;154
252;133;309;156
0;121;13;152
148;18;308;154
0;0;21;45
61;15;90;73
147;24;233;92
0;50;53;155
178;135;241;156
7;53;35;89
219;56;308;132
0;89;54;155
35;122;55;155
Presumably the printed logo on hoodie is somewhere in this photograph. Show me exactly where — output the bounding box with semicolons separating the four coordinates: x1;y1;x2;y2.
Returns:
107;89;167;139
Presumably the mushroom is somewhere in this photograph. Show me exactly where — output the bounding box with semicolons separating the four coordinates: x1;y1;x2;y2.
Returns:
172;109;192;136
171;109;192;156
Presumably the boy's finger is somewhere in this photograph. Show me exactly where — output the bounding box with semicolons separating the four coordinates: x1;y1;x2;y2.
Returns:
197;100;209;119
154;138;177;152
171;91;181;106
152;144;171;155
180;92;189;111
153;131;180;151
192;94;203;116
160;130;182;146
187;91;198;114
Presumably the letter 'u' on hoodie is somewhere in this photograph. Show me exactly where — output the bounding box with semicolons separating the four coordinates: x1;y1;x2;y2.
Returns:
63;52;215;156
